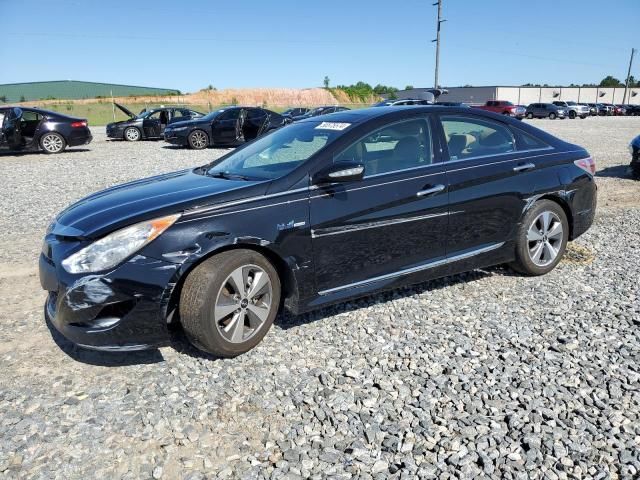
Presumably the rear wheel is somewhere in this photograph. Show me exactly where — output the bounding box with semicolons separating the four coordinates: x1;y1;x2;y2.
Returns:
40;132;66;154
188;130;208;149
124;127;141;142
180;249;281;357
510;200;569;276
549;112;557;120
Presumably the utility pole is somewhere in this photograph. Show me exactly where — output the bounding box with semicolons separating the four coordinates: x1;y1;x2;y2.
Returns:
432;0;445;89
623;48;636;104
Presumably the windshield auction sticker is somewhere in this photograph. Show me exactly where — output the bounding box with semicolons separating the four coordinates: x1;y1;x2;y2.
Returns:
315;122;351;131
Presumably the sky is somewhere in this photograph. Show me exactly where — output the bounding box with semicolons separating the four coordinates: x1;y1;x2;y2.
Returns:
1;0;638;92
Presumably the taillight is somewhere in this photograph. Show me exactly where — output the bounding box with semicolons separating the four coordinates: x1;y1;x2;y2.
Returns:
70;121;87;128
574;156;596;175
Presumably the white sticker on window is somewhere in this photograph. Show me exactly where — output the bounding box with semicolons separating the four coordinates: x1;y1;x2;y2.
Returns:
315;122;351;131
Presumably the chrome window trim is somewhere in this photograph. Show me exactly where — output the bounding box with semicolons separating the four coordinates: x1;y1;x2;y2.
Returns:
443;146;555;166
318;242;505;296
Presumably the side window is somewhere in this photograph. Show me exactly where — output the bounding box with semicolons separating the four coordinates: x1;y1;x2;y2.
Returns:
515;129;550;150
335;118;433;177
219;109;241;121
172;109;184;120
20;111;43;122
441;115;515;160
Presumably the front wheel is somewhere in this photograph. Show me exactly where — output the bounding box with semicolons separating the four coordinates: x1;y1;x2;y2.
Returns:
526;112;534;119
549;112;557;120
510;200;569;276
179;249;281;357
188;130;209;149
569;111;576;119
40;132;66;154
124;127;141;142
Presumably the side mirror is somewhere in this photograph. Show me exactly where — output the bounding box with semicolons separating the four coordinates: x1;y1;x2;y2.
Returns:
312;162;364;185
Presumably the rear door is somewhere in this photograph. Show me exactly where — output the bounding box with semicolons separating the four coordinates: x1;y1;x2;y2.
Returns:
2;107;23;150
438;113;547;256
310;115;449;294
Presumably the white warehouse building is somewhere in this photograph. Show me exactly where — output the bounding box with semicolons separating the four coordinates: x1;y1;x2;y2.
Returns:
394;86;640;105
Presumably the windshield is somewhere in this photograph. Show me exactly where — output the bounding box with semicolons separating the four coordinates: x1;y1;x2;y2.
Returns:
205;121;348;180
136;110;154;119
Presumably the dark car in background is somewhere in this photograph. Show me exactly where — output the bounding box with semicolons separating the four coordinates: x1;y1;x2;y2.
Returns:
625;105;640;116
597;104;614;116
40;106;597;357
630;134;640;179
374;99;431;107
106;103;204;141
164;106;287;149
525;103;567;119
0;106;92;154
290;106;350;121
281;107;310;118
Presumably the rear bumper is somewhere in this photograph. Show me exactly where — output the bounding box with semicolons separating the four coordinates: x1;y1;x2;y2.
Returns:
67;129;92;147
570;178;597;240
39;251;181;351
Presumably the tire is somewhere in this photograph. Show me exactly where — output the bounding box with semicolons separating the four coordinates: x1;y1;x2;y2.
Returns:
188;130;209;150
569;111;576;119
124;127;141;142
526;112;534;119
39;132;66;154
580;115;587;119
549;112;557;120
510;200;569;276
179;249;281;357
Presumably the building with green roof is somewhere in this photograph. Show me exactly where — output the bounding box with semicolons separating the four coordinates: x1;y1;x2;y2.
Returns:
0;80;180;103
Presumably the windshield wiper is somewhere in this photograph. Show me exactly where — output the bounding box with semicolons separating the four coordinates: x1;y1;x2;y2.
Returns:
208;171;256;181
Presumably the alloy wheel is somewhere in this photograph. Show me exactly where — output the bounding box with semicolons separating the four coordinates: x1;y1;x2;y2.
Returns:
214;264;273;343
41;134;64;153
527;211;564;267
190;131;207;149
125;128;140;141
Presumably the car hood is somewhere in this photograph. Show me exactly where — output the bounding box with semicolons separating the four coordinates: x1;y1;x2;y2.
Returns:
114;102;136;119
53;169;267;238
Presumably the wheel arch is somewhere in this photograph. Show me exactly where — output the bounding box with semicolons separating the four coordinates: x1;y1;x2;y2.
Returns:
164;242;298;324
534;194;575;240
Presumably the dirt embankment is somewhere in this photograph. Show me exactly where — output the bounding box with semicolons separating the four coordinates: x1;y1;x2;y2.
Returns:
28;87;370;108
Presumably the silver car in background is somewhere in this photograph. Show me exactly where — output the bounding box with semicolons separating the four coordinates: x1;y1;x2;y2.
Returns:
552;101;590;119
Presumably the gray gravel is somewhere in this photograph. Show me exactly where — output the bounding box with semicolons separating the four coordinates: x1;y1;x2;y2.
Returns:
0;118;639;479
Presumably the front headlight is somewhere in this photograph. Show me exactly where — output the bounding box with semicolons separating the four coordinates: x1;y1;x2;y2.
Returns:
61;214;181;274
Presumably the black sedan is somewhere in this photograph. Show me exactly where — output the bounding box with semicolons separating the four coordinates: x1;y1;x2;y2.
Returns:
630;134;640;179
106;103;204;141
40;106;597;357
0;106;92;154
290;106;350;121
163;106;287;149
281;107;310;118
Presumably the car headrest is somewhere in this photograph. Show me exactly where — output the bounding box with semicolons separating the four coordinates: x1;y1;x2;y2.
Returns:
394;136;420;166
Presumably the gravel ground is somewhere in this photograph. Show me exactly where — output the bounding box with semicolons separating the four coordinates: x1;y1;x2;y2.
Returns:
0;117;639;479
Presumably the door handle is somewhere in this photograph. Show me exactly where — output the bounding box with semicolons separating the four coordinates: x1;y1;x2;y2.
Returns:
416;184;446;197
513;162;535;172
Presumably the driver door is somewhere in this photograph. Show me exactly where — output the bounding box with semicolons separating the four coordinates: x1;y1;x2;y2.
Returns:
309;116;449;294
211;108;243;145
142;111;164;137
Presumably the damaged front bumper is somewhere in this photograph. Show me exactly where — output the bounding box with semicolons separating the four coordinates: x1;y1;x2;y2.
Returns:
39;249;182;351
